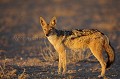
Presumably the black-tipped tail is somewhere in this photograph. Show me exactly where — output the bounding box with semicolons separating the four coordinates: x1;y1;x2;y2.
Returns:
104;36;115;69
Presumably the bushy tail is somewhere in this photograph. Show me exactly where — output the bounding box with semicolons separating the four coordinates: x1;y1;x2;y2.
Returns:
104;35;115;68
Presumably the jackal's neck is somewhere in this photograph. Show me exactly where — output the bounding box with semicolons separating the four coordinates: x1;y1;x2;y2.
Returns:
47;33;59;46
55;29;73;36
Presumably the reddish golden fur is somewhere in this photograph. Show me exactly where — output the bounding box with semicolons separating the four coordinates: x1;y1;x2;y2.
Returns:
40;16;115;77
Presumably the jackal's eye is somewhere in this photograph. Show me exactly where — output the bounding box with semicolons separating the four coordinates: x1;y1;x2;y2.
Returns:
43;29;47;31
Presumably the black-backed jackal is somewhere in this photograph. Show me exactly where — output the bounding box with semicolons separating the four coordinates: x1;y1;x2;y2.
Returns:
40;16;115;77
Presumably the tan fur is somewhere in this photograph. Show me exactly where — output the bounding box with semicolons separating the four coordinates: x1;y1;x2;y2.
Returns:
40;16;115;77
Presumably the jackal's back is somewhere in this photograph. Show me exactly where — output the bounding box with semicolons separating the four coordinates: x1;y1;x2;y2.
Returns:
62;29;103;50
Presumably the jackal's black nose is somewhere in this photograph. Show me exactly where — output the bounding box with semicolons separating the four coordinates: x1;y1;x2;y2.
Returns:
45;34;49;37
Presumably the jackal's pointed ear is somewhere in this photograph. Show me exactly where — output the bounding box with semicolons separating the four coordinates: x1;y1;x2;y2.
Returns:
40;17;47;27
50;16;57;27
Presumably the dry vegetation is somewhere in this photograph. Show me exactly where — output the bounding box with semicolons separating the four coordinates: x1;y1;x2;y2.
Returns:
0;0;120;79
0;59;29;79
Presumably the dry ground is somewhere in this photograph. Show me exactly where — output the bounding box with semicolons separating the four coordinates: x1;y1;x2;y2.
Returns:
0;0;120;79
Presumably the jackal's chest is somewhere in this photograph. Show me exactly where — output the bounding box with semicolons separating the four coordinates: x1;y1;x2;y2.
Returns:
47;35;62;46
47;36;56;45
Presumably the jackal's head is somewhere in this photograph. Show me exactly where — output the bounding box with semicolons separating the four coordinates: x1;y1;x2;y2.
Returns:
40;17;57;37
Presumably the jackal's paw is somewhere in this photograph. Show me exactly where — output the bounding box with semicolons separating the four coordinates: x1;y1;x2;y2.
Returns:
98;75;104;78
58;72;61;75
62;72;66;75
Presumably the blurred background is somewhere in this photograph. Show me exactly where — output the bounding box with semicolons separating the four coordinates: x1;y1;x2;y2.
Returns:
0;0;120;63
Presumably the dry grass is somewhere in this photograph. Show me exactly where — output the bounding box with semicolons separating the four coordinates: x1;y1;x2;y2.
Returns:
0;60;16;79
42;51;58;62
41;40;58;63
18;68;29;79
0;59;29;79
16;58;43;67
67;49;92;64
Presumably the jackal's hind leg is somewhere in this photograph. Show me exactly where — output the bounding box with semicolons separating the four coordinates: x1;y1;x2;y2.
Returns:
91;50;106;77
89;44;106;77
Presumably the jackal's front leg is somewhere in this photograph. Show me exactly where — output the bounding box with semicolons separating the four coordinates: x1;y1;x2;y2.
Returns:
61;51;67;75
58;54;62;74
55;44;67;75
